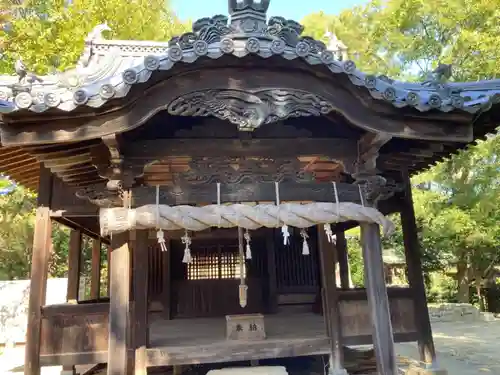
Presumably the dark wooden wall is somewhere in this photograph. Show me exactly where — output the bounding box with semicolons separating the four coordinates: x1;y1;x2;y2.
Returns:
145;228;321;318
274;228;320;294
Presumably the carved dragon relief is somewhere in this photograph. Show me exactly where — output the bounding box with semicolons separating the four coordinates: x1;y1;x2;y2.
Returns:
167;89;334;131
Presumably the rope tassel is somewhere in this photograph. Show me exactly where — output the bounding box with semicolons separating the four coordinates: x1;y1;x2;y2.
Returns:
181;230;192;264
300;228;310;255
244;229;252;260
157;229;168;252
238;227;248;308
239;284;248;308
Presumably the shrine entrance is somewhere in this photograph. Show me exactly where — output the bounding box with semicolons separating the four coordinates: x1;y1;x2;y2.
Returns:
147;227;322;319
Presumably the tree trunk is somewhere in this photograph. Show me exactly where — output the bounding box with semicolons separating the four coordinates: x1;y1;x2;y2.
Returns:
474;273;484;311
456;261;470;303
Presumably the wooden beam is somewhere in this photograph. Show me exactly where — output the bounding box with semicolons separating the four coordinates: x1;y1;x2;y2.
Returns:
125;138;357;160
317;225;346;373
146;337;331;367
360;223;398;375
132;230;149;375
52;216;102;239
67;229;82;303
400;171;436;365
83;181;366;208
357;132;392;175
107;232;131;375
24;167;53;375
90;238;102;300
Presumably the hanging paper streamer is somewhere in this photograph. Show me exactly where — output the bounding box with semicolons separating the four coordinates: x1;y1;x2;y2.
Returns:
155;186;168;252
157;230;168;252
244;229;252;260
324;223;334;243
300;228;310;255
282;224;290;245
181;230;192;263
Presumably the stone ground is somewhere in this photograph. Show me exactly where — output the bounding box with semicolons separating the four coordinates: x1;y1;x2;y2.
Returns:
397;320;500;375
1;321;499;375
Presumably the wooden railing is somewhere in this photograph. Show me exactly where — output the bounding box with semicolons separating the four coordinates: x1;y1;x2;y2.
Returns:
38;286;418;366
338;287;418;345
39;303;109;366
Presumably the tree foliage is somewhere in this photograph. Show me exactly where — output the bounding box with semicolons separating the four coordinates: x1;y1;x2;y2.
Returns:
301;0;500;80
0;0;190;74
0;0;189;280
302;0;500;305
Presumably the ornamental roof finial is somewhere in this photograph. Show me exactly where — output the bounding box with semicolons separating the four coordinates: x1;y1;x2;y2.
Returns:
228;0;270;34
228;0;271;15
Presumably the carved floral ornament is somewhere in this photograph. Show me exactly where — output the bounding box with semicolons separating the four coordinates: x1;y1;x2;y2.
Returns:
0;0;499;115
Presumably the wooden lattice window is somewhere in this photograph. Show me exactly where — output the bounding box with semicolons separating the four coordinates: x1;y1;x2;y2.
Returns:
187;244;246;280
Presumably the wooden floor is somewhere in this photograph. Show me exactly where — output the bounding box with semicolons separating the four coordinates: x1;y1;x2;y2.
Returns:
146;312;331;367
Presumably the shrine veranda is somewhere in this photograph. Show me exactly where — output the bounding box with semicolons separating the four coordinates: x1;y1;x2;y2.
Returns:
0;1;499;375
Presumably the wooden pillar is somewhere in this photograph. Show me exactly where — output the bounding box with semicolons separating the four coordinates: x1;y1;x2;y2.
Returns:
66;230;82;303
62;229;82;375
24;167;53;375
400;172;437;365
360;223;397;375
267;230;278;314
132;230;149;375
162;237;172;319
90;238;102;299
107;232;131;375
317;226;346;375
335;230;350;289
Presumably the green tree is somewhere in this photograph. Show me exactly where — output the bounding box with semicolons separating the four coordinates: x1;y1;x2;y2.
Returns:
302;0;500;80
0;0;189;279
0;0;190;74
0;184;36;279
302;0;500;305
0;183;73;280
418;138;500;303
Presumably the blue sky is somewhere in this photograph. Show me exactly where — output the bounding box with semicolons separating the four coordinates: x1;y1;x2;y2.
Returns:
172;0;364;22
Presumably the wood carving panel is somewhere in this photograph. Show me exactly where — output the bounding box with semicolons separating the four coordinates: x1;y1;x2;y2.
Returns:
179;157;315;184
167;89;334;131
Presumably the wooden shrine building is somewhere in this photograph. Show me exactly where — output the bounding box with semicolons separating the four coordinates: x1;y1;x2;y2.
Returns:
0;1;499;374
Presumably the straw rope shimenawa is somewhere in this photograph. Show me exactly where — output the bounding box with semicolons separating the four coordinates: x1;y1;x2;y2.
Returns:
99;201;395;237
